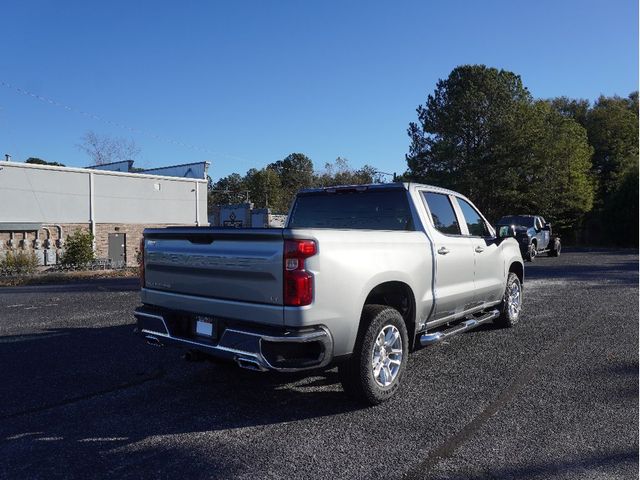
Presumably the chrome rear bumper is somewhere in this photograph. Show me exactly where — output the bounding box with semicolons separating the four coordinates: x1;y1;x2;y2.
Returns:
134;307;333;372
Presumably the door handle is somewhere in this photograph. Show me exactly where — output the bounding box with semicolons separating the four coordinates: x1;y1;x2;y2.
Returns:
475;246;485;253
437;247;450;255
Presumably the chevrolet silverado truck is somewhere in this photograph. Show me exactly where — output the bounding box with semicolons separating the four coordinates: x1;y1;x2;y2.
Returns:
135;183;524;404
496;215;561;261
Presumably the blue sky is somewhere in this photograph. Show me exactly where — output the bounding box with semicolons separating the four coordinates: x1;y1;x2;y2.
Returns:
1;0;637;180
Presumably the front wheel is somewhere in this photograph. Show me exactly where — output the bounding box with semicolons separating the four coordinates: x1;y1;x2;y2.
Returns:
338;305;409;405
525;243;536;262
494;272;522;328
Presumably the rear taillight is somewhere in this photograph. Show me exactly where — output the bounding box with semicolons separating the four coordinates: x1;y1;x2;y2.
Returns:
284;239;316;306
139;237;145;288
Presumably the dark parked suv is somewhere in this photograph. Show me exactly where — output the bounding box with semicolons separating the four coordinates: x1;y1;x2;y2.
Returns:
496;215;560;261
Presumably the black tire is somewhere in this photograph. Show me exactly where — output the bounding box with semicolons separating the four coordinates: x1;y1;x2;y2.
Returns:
494;272;523;328
525;242;536;262
338;305;409;405
549;239;561;257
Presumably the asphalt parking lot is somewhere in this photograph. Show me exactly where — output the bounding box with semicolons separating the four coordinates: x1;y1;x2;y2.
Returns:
0;250;637;479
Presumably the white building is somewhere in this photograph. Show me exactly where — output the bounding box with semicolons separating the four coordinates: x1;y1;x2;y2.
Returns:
0;160;208;266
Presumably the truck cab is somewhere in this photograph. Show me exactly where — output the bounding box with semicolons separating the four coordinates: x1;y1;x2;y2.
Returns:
496;214;560;261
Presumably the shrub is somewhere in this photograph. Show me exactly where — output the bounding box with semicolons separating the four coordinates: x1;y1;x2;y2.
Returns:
61;230;95;266
0;250;39;275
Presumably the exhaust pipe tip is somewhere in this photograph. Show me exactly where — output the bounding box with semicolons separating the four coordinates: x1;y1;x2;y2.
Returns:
235;355;267;372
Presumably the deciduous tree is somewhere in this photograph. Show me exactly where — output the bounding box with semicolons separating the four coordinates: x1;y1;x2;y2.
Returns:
245;167;284;211
208;173;249;207
585;93;638;199
77;131;140;165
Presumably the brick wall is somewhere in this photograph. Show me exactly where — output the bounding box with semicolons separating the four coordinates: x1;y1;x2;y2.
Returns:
93;223;193;266
0;224;90;262
0;224;90;245
0;223;192;267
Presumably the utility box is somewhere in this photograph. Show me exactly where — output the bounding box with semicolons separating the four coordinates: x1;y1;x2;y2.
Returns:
251;209;287;228
34;249;45;266
44;249;56;266
220;204;253;228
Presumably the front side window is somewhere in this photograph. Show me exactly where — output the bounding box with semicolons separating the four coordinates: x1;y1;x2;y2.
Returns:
422;192;460;235
457;198;490;237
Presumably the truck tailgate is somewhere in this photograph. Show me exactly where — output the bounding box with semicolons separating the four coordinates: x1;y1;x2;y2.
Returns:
143;228;285;305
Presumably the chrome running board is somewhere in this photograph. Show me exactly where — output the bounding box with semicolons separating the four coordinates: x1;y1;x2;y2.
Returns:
419;309;500;347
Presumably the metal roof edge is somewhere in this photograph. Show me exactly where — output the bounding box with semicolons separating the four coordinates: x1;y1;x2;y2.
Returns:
0;161;207;183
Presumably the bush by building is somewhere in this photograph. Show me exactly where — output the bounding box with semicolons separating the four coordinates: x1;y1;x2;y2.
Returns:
61;230;95;266
0;250;39;275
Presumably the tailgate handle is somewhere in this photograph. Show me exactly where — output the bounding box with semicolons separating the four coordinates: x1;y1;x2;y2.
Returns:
187;235;215;244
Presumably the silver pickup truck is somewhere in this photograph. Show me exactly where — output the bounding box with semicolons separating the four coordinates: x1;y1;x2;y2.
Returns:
135;183;524;404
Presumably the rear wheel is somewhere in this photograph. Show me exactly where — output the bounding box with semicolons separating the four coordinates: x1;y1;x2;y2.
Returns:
549;239;561;257
494;272;522;328
339;305;408;405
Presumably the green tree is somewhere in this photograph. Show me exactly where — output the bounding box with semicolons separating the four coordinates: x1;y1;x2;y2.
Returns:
406;65;595;231
406;65;533;220
575;92;639;246
207;155;388;216
25;157;65;167
245;167;285;211
602;167;639;246
527;101;594;230
208;173;249;207
547;97;590;127
585;93;638;199
268;153;315;210
315;157;383;186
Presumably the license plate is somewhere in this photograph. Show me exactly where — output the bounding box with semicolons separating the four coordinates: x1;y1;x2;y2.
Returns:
195;316;216;339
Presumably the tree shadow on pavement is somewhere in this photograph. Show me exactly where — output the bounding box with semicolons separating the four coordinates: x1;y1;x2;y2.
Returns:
425;449;638;480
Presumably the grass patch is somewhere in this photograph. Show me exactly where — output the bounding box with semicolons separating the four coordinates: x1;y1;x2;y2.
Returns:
0;268;139;287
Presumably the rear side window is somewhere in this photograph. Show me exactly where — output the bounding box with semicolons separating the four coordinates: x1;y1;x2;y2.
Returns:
457;198;490;237
423;192;460;235
288;189;414;230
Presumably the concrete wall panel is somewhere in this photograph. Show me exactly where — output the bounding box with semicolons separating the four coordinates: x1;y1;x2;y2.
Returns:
0;163;208;226
93;174;201;224
0;165;89;223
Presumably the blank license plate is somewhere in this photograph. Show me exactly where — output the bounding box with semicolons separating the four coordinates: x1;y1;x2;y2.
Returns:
195;316;216;339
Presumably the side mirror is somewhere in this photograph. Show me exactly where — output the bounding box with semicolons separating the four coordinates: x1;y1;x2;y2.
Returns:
497;225;516;239
543;223;551;231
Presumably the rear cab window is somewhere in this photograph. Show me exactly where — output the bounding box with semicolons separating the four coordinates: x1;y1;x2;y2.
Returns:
288;188;414;230
498;216;535;228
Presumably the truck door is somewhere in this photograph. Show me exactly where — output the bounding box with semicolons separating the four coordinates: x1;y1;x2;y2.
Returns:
421;192;476;320
538;217;550;249
454;197;504;305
